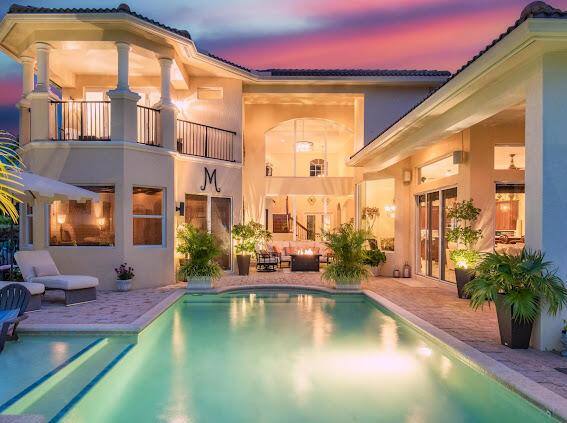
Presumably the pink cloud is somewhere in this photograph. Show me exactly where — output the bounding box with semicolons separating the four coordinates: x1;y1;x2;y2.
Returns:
0;77;21;106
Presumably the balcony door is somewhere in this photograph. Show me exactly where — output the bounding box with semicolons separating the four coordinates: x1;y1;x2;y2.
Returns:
416;187;457;282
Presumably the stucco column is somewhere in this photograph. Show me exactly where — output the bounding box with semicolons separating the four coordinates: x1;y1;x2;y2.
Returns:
525;53;567;351
28;43;51;141
153;57;177;150
21;56;35;98
107;42;140;142
34;43;50;93
158;57;173;106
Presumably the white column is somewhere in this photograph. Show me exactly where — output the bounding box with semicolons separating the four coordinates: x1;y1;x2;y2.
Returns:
34;43;50;93
158;57;173;106
115;41;131;92
525;53;567;350
20;56;35;98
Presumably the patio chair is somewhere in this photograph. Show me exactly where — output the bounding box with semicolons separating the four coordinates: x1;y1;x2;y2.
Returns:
0;284;30;353
15;250;98;306
0;281;44;311
256;251;279;272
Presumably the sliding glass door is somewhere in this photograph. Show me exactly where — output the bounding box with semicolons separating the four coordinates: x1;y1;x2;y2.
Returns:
416;187;457;282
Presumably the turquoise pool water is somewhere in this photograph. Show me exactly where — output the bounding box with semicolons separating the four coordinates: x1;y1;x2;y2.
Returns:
0;292;558;422
56;291;555;423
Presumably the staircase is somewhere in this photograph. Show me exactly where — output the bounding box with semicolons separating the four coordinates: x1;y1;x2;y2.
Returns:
287;214;309;240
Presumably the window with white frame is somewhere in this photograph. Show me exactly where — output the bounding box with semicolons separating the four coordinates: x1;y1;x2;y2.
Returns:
133;187;165;246
309;159;327;177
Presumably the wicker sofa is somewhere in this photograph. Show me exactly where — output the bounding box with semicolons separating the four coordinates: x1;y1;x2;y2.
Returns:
266;240;333;268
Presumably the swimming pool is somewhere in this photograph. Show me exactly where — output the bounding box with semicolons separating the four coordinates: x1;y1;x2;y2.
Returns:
1;291;560;422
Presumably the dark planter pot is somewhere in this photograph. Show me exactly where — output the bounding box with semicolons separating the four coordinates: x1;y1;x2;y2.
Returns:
454;268;475;299
236;255;251;276
495;294;533;349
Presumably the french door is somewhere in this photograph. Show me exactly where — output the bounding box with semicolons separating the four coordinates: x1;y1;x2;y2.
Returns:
416;187;457;282
185;194;232;270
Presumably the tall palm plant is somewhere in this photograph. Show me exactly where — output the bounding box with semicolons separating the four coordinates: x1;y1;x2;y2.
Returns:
0;130;23;223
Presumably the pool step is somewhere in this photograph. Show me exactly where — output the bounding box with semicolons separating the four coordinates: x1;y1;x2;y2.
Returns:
3;338;133;422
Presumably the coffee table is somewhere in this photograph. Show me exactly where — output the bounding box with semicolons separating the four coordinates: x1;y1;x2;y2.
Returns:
290;254;321;272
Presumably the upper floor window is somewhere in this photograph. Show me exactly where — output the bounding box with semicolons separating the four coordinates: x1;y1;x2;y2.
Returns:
309;159;327;177
49;186;115;246
133;187;165;246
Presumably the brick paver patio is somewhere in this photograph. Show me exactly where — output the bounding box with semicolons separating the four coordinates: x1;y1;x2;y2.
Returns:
19;272;567;400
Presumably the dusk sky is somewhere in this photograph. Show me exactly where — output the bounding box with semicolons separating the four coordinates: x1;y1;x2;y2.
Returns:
0;0;566;133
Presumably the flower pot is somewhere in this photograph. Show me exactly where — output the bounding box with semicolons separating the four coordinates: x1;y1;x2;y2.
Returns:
116;279;132;292
187;276;214;290
495;294;533;349
236;254;251;276
454;268;475;299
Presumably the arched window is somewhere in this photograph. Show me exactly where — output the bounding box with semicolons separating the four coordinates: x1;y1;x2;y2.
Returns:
309;159;326;177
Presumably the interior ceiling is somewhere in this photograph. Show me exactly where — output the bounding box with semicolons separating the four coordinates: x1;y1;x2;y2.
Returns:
265;119;352;154
244;93;357;106
420;156;458;181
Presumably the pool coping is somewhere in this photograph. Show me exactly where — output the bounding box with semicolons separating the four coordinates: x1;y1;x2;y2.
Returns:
15;283;567;421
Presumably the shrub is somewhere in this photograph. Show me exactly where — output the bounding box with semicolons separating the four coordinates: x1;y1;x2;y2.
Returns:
322;223;370;284
115;263;135;280
232;221;271;255
363;249;387;267
177;224;222;280
446;199;482;269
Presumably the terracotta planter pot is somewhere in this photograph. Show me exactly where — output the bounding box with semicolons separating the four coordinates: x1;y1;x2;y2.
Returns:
495;294;533;349
236;255;251;276
454;268;475;299
368;264;382;277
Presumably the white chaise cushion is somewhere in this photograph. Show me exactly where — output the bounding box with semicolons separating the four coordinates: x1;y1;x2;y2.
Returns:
15;250;60;282
30;275;98;290
0;281;45;296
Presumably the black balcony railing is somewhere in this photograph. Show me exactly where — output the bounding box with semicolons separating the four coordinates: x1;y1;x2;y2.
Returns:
50;101;111;141
137;105;160;146
176;119;236;162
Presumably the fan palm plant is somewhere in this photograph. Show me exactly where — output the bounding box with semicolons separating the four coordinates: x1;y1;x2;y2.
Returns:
0;130;23;222
465;248;567;348
322;223;369;289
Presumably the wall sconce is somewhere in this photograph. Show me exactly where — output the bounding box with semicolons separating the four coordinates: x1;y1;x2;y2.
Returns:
96;217;106;230
57;214;67;225
403;170;412;183
176;201;185;216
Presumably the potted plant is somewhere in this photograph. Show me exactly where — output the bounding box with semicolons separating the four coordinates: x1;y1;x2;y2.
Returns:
322;223;369;290
465;249;567;349
232;221;272;276
445;199;482;298
114;263;134;292
177;224;222;289
363;249;387;276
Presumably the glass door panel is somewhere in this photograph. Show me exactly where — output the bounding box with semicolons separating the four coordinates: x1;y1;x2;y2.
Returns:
306;215;316;240
417;195;428;275
185;194;208;231
441;188;458;282
428;192;440;278
211;197;232;270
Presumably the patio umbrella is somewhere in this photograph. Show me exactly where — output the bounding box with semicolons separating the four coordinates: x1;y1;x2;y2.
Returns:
7;170;99;203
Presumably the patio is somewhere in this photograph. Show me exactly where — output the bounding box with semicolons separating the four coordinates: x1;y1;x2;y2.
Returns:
13;274;567;402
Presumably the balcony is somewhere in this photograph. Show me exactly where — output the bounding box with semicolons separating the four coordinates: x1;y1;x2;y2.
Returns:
176;119;236;162
45;101;237;162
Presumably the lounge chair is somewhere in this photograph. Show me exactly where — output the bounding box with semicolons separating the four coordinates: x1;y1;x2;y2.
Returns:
0;284;30;353
0;281;44;311
15;250;98;306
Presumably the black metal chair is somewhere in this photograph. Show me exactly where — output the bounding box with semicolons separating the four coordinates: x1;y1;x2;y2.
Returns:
0;284;31;353
256;251;279;272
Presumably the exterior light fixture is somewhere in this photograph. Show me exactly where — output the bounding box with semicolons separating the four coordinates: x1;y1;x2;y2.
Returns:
295;141;313;152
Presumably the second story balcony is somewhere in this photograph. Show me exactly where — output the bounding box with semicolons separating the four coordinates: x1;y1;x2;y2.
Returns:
18;39;241;163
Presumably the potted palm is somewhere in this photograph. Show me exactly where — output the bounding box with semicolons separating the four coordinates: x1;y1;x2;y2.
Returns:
363;249;387;276
177;224;222;289
114;263;134;292
445;199;482;298
465;249;567;349
322;223;369;290
232;222;271;276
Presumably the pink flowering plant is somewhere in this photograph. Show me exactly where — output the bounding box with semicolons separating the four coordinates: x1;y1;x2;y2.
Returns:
115;263;135;280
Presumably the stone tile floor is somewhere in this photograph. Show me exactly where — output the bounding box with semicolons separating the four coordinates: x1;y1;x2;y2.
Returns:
18;271;567;401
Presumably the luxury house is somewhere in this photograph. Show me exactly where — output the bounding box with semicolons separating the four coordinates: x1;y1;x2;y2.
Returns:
1;1;567;350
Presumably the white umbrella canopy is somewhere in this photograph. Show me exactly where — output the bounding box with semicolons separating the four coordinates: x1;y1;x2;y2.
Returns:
7;170;100;203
